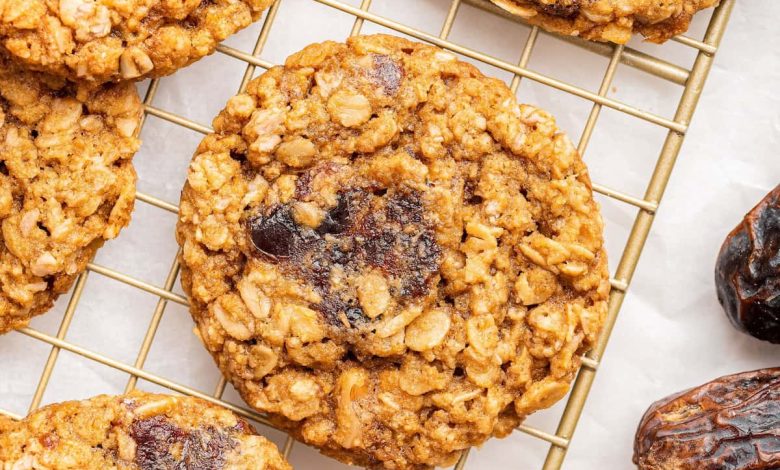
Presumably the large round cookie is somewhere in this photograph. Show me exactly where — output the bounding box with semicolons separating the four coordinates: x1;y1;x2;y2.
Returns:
0;0;275;85
177;35;610;469
0;56;141;334
0;391;292;469
490;0;719;44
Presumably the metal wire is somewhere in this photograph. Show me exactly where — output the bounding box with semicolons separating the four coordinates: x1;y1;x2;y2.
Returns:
0;0;736;468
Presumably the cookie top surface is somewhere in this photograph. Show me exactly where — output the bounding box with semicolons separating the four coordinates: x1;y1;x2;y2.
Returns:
490;0;719;43
0;391;292;470
0;56;141;334
177;35;609;469
0;0;274;84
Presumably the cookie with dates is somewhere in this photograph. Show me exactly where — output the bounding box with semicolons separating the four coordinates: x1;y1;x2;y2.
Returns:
177;34;610;469
490;0;718;44
0;391;291;469
0;0;274;85
0;55;141;334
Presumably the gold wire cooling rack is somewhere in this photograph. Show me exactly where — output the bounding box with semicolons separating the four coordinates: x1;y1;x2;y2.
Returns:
0;0;736;468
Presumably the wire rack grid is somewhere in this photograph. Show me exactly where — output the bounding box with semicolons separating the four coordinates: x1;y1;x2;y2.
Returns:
0;0;735;468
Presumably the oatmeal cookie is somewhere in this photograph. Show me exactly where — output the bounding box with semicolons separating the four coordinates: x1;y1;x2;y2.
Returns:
177;35;610;469
0;0;275;85
490;0;719;44
0;55;141;334
0;391;292;469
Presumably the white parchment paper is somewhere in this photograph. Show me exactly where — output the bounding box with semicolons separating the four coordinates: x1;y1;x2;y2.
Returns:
1;1;778;469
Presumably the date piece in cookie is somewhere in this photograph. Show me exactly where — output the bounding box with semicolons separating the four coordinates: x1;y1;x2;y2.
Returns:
0;56;141;334
0;0;275;85
490;0;719;44
0;391;292;470
177;35;610;469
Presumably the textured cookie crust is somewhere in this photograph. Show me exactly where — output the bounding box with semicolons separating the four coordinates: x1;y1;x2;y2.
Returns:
177;35;609;469
0;0;275;85
491;0;719;44
0;391;292;470
0;56;141;334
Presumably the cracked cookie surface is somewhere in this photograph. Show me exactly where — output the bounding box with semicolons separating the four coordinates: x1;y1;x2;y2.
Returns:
0;0;275;85
0;55;141;334
0;391;292;470
491;0;719;43
177;34;609;469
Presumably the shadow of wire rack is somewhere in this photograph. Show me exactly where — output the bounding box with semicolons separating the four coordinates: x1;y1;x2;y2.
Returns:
0;0;735;468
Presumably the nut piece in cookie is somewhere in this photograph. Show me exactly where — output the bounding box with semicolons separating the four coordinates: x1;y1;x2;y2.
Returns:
0;0;276;84
177;34;610;469
0;56;142;334
490;0;719;44
0;391;292;470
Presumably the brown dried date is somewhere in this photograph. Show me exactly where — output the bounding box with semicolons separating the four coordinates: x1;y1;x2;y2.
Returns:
633;368;780;470
715;185;780;344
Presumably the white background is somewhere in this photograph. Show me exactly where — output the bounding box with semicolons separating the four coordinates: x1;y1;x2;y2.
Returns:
1;1;778;469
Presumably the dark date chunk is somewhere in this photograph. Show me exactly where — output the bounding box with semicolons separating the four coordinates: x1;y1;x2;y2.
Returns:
131;415;236;470
634;368;780;470
316;194;351;236
371;54;403;96
248;206;302;259
715;185;780;344
247;186;441;328
536;0;582;18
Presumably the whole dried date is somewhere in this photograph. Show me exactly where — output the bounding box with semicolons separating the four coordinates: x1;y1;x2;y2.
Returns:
634;368;780;470
715;185;780;344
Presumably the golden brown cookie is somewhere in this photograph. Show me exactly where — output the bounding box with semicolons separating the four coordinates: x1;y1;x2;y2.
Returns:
0;391;292;469
0;55;141;334
177;35;610;469
0;0;275;85
490;0;719;44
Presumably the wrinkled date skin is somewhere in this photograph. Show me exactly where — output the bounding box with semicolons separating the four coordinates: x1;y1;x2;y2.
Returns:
715;185;780;344
633;368;780;470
